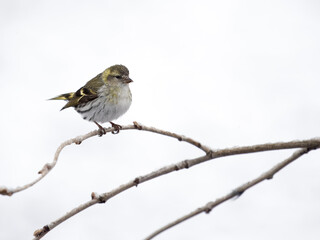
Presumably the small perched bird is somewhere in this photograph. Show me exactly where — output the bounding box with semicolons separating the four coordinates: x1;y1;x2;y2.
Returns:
50;64;133;134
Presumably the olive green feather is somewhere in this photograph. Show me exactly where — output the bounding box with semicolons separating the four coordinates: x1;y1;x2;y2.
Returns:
50;73;103;110
50;92;74;101
50;65;132;113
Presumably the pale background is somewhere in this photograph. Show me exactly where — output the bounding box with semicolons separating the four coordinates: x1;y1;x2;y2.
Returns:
1;0;320;239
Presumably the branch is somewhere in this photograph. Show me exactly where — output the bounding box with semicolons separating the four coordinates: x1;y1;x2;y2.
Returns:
33;131;320;239
144;148;311;239
1;121;209;196
3;121;320;197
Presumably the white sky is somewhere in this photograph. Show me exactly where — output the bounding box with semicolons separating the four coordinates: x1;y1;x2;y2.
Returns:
1;0;320;239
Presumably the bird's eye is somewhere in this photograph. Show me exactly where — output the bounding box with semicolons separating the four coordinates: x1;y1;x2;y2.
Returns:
115;75;121;79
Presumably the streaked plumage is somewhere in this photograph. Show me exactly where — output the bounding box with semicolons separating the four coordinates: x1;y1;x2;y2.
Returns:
50;64;133;134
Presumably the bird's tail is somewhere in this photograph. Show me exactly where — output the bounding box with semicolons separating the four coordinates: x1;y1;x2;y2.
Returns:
49;92;74;101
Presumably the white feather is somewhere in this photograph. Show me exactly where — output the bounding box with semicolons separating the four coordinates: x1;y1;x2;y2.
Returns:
75;84;132;123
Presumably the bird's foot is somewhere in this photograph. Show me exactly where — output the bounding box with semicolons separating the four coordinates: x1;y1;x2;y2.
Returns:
110;121;122;134
94;121;106;136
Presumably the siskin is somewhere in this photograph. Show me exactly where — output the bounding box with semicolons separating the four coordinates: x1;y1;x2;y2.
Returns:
50;64;133;134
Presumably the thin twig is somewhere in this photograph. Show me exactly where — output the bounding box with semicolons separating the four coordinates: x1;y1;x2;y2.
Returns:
3;122;320;196
33;154;210;239
144;148;311;240
1;122;208;196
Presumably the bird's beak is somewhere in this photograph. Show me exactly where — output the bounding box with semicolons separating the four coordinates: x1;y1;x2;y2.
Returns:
124;78;133;84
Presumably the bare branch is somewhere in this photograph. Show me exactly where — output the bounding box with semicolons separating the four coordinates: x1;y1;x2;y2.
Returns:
1;122;209;197
144;148;311;240
3;121;320;197
32;154;210;239
33;133;320;239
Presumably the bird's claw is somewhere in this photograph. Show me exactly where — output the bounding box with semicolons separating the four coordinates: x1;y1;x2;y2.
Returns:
110;122;122;134
94;121;106;136
98;127;106;136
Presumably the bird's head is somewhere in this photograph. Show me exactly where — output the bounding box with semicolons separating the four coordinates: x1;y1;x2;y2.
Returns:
102;64;133;85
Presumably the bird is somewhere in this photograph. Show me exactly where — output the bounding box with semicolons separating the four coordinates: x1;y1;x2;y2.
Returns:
50;64;133;135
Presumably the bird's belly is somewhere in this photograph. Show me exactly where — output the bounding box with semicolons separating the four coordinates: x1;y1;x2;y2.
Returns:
75;96;131;123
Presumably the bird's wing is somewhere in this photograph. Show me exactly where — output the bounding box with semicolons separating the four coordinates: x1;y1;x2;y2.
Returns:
61;73;103;110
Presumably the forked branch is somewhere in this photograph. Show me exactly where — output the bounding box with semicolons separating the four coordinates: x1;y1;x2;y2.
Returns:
144;148;311;239
31;123;320;239
0;121;209;196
